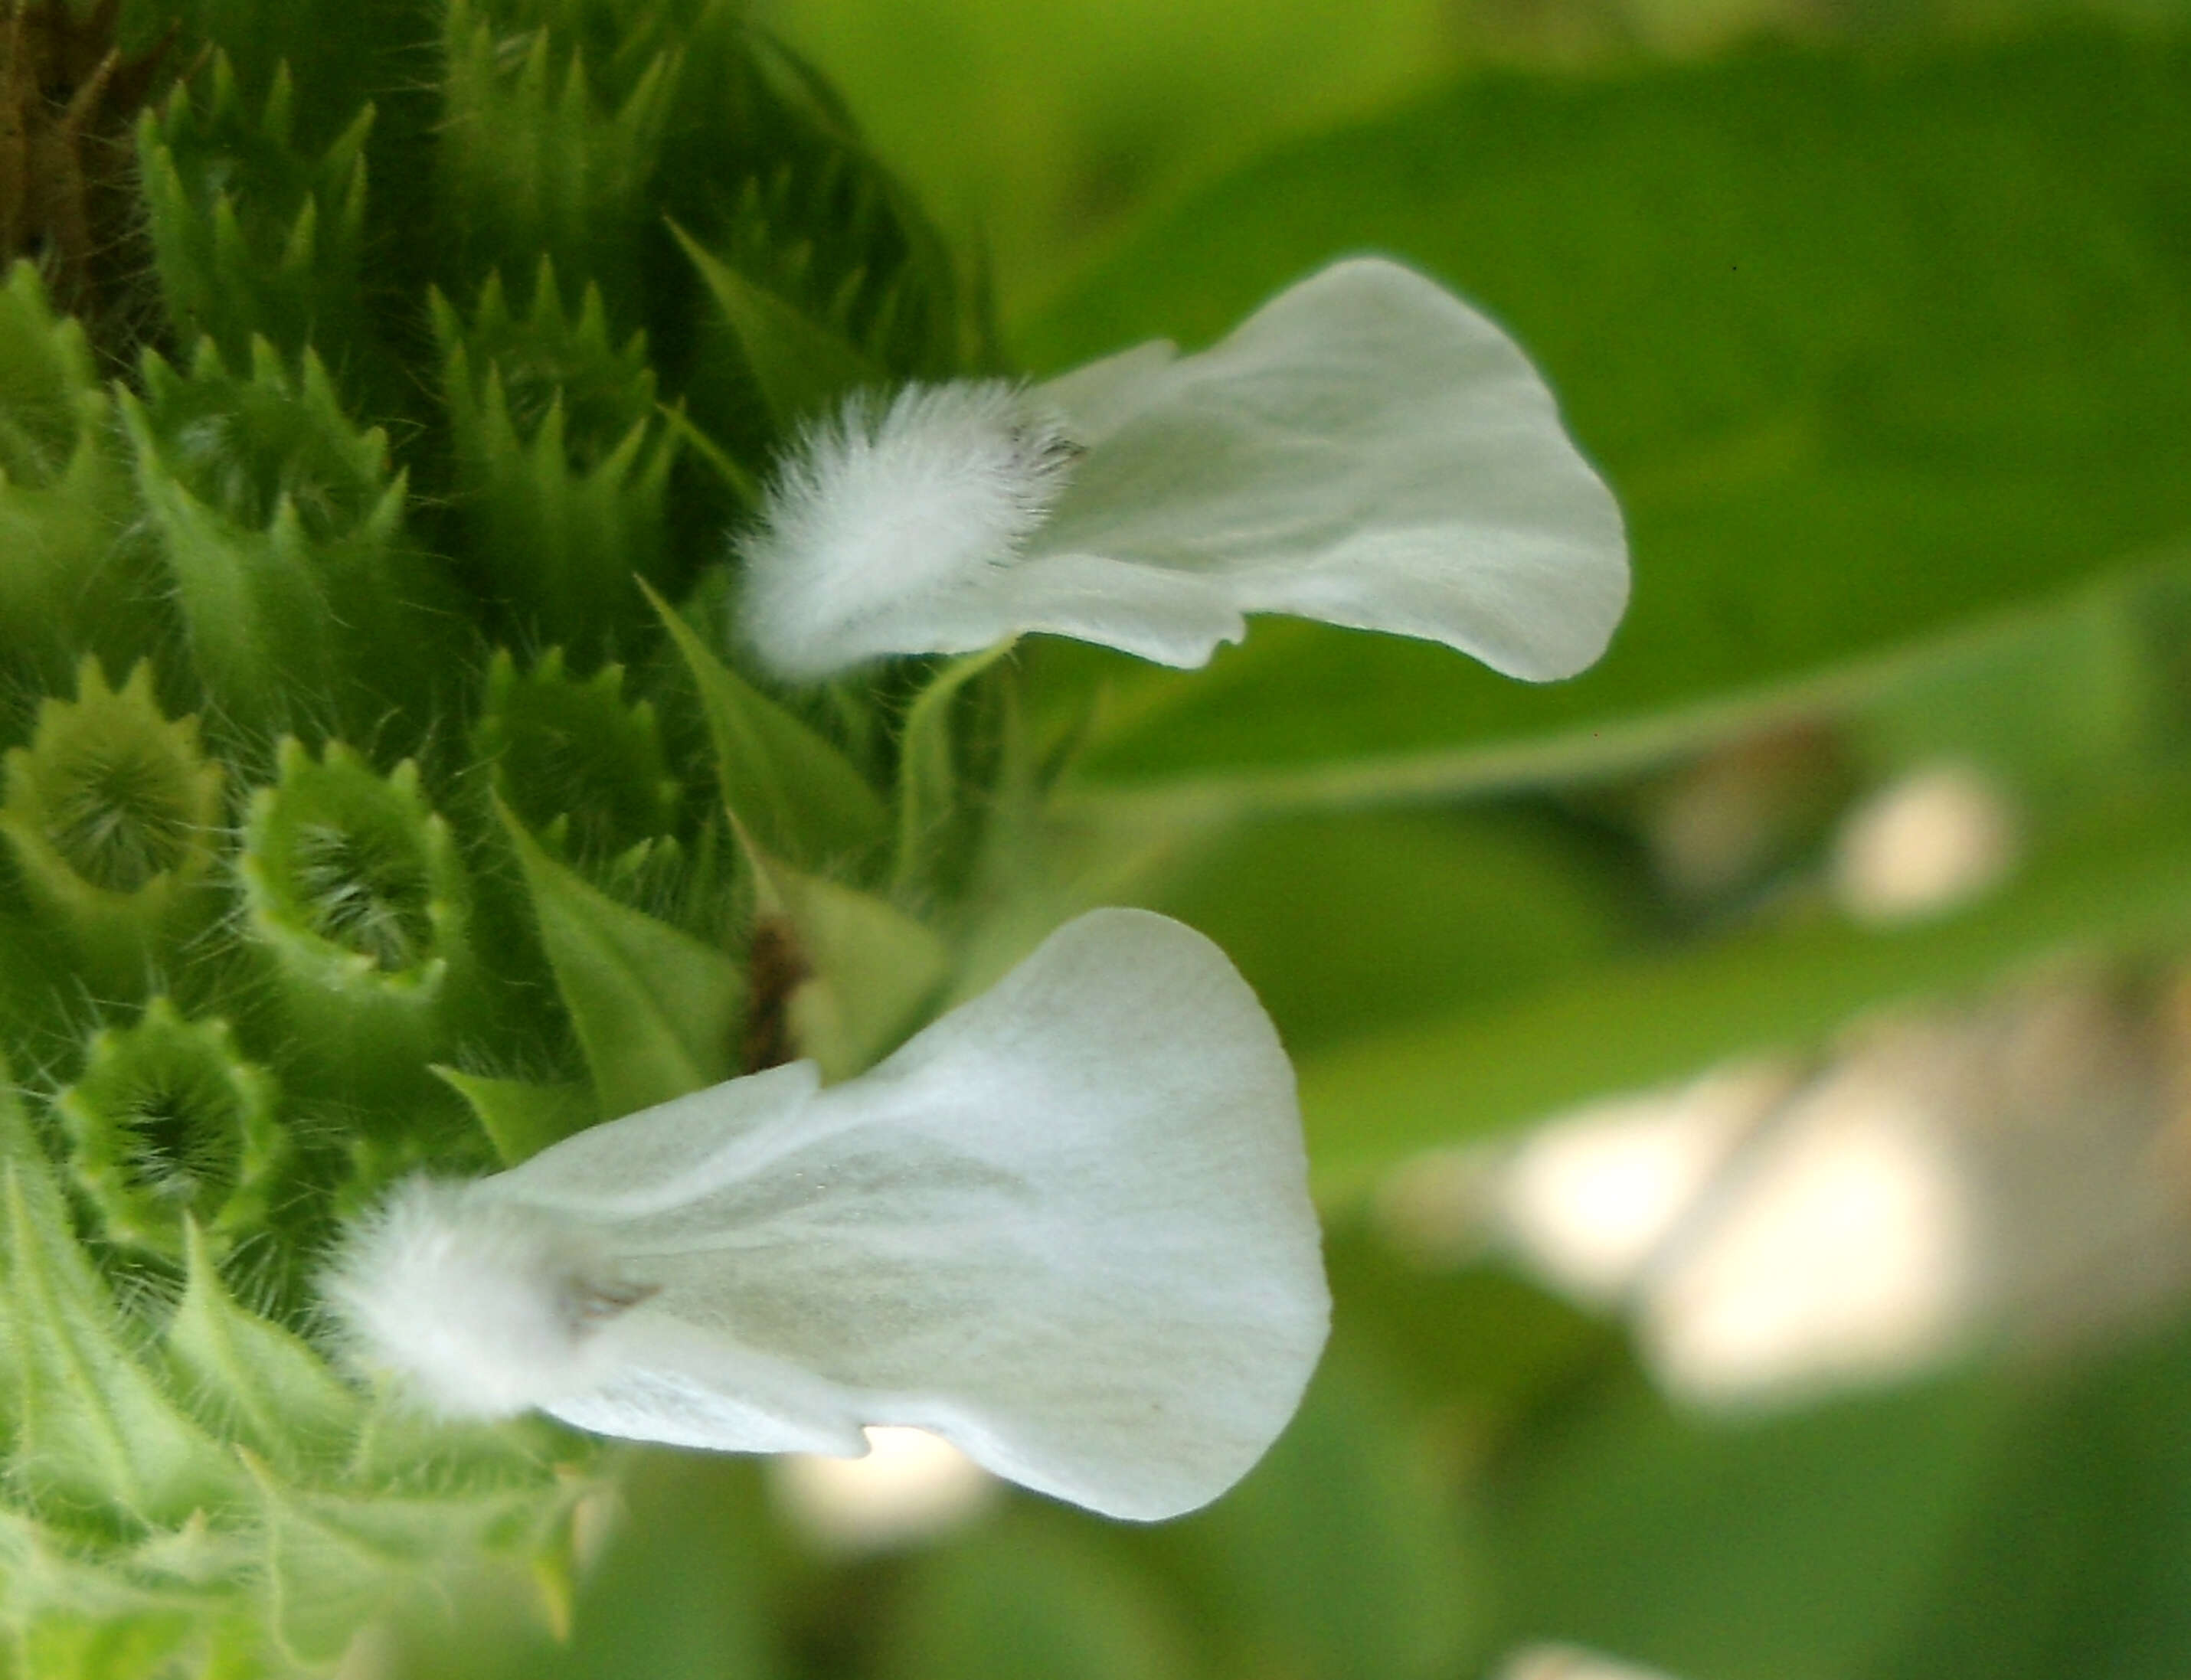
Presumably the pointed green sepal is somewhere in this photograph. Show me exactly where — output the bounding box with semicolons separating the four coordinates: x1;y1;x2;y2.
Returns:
436;0;681;315
740;828;950;1082
238;1443;583;1674
669;217;881;429
1;1160;244;1530
894;642;1017;894
498;797;742;1115
643;577;887;869
433;1066;600;1166
165;1219;363;1477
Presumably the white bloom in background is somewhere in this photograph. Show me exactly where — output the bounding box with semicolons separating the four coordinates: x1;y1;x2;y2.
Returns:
323;908;1329;1521
738;257;1628;682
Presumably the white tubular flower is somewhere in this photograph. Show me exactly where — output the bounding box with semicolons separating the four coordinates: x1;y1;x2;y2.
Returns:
737;257;1628;683
323;908;1329;1521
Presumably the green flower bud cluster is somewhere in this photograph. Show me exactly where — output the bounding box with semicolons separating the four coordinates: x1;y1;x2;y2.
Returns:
0;0;995;1670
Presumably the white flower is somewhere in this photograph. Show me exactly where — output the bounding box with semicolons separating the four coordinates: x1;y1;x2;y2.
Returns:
737;257;1628;683
322;908;1329;1521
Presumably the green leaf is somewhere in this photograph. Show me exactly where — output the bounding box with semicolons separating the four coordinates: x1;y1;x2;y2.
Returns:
884;1510;1196;1680
1487;1362;2021;1680
433;1067;600;1166
240;1447;574;1672
499;801;742;1115
1297;776;2191;1195
1872;1312;2191;1680
643;577;888;869
1024;30;2191;808
1154;1354;1479;1680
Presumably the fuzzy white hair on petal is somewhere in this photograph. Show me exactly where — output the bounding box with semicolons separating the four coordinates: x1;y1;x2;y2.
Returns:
320;1177;646;1418
737;379;1078;681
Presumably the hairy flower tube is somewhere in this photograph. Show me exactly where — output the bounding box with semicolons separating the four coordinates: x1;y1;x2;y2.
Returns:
323;908;1328;1521
737;257;1629;683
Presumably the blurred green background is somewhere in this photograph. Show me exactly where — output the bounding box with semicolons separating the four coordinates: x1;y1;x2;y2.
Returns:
400;0;2191;1675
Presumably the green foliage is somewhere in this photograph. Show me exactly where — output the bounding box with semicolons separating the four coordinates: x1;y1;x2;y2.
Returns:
646;577;891;870
2;0;2189;1674
1026;30;2191;809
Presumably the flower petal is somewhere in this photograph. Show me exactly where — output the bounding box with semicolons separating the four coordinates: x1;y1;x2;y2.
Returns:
1029;257;1629;679
476;907;1329;1520
732;259;1627;681
737;380;1079;681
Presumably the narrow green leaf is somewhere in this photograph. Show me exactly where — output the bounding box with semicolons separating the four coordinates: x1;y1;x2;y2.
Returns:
499;801;742;1115
433;1067;600;1166
642;577;888;868
893;643;1015;894
1299;780;2191;1195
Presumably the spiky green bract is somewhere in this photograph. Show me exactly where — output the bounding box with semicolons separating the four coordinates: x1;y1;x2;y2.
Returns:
0;265;155;691
437;0;678;326
473;646;682;870
119;339;452;749
434;265;679;659
432;0;969;463
54;999;286;1268
0;660;225;999
238;740;480;1111
1;1053;594;1679
137;55;375;393
0;0;1009;1668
